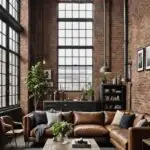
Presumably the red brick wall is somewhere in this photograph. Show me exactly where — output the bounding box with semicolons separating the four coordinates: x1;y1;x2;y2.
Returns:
29;0;124;102
128;0;150;113
19;0;124;112
20;0;30;114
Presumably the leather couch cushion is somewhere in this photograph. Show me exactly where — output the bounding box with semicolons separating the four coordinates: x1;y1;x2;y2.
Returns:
133;113;144;127
105;125;121;132
74;112;104;125
110;129;128;149
62;111;74;123
74;124;109;137
104;111;116;124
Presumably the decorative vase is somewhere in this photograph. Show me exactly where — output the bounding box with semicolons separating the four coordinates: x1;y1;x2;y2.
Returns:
53;133;64;142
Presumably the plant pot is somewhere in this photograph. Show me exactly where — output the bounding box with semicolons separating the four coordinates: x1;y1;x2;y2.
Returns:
53;133;64;142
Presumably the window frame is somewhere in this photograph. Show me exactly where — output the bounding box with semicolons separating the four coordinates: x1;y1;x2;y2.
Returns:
0;0;22;110
57;2;93;91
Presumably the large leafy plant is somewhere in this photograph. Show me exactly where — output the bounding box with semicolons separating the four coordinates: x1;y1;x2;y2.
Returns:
26;62;49;110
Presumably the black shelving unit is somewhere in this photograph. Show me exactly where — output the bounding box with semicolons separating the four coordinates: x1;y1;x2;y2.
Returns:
100;84;126;111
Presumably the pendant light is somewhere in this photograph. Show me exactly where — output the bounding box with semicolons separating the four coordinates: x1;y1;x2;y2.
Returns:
100;0;110;73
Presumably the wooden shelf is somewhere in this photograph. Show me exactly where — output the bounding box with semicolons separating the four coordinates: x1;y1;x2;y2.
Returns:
100;84;126;110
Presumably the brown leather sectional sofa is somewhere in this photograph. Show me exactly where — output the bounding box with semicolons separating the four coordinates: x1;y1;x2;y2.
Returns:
23;111;150;150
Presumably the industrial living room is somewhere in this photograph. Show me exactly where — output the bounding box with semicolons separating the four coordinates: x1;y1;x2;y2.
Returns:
1;0;150;150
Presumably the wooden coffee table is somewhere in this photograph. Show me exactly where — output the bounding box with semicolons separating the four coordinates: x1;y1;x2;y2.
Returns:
43;138;100;150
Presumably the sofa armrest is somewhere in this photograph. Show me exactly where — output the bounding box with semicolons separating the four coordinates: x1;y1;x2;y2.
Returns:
128;127;150;150
23;112;35;142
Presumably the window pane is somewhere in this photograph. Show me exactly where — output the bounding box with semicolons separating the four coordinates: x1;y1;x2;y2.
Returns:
66;11;72;18
66;30;72;37
59;3;65;10
59;30;65;37
59;22;65;29
66;22;72;29
66;49;72;56
59;48;65;56
80;4;86;10
80;11;86;18
59;11;65;18
86;4;92;11
59;57;65;65
59;38;65;45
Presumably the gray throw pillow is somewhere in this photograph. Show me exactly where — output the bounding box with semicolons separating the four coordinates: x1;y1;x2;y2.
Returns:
135;119;149;127
46;111;62;126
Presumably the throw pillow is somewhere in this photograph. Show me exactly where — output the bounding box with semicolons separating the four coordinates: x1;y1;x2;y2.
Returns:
135;119;149;127
120;114;135;129
133;113;144;127
46;111;62;126
111;110;124;125
34;111;47;125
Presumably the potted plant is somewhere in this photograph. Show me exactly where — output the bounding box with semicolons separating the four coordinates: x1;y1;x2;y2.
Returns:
101;73;107;84
86;82;94;101
51;121;72;142
26;62;49;110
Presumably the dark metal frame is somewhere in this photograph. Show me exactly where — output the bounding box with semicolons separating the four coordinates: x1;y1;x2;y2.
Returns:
0;0;22;109
58;2;93;91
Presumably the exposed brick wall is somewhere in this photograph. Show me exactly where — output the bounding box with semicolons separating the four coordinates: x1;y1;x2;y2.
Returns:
20;0;30;114
110;0;124;74
128;0;150;113
29;0;124;104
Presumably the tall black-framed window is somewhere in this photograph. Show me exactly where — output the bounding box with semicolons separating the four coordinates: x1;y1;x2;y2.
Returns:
58;1;93;91
0;0;20;109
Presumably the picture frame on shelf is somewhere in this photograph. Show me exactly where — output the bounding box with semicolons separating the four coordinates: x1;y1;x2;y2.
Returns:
145;46;150;70
137;48;144;71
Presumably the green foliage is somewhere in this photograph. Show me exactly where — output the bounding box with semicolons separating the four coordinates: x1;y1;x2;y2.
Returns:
51;121;72;137
86;82;94;96
26;62;49;110
101;73;107;83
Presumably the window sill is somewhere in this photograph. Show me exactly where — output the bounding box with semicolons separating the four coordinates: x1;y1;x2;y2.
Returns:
0;105;20;113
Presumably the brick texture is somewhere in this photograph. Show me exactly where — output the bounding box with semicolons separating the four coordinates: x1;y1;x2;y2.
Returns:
20;0;30;114
22;0;124;111
128;0;150;113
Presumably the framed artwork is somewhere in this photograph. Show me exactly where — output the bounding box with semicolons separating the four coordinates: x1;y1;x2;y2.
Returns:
137;49;144;71
44;69;52;79
145;46;150;70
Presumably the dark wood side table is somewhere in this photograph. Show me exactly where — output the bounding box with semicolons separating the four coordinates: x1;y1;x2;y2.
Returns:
142;138;150;150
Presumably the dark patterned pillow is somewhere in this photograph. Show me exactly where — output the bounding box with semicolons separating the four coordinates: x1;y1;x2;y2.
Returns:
34;111;47;125
120;114;135;129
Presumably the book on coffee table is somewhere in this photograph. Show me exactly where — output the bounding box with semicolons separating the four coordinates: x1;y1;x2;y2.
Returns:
72;139;91;148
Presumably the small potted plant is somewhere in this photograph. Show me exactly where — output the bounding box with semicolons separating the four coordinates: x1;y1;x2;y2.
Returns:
101;73;107;84
86;82;94;101
51;121;72;142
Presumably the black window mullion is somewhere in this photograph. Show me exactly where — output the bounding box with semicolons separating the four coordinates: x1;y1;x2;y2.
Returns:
5;24;9;107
